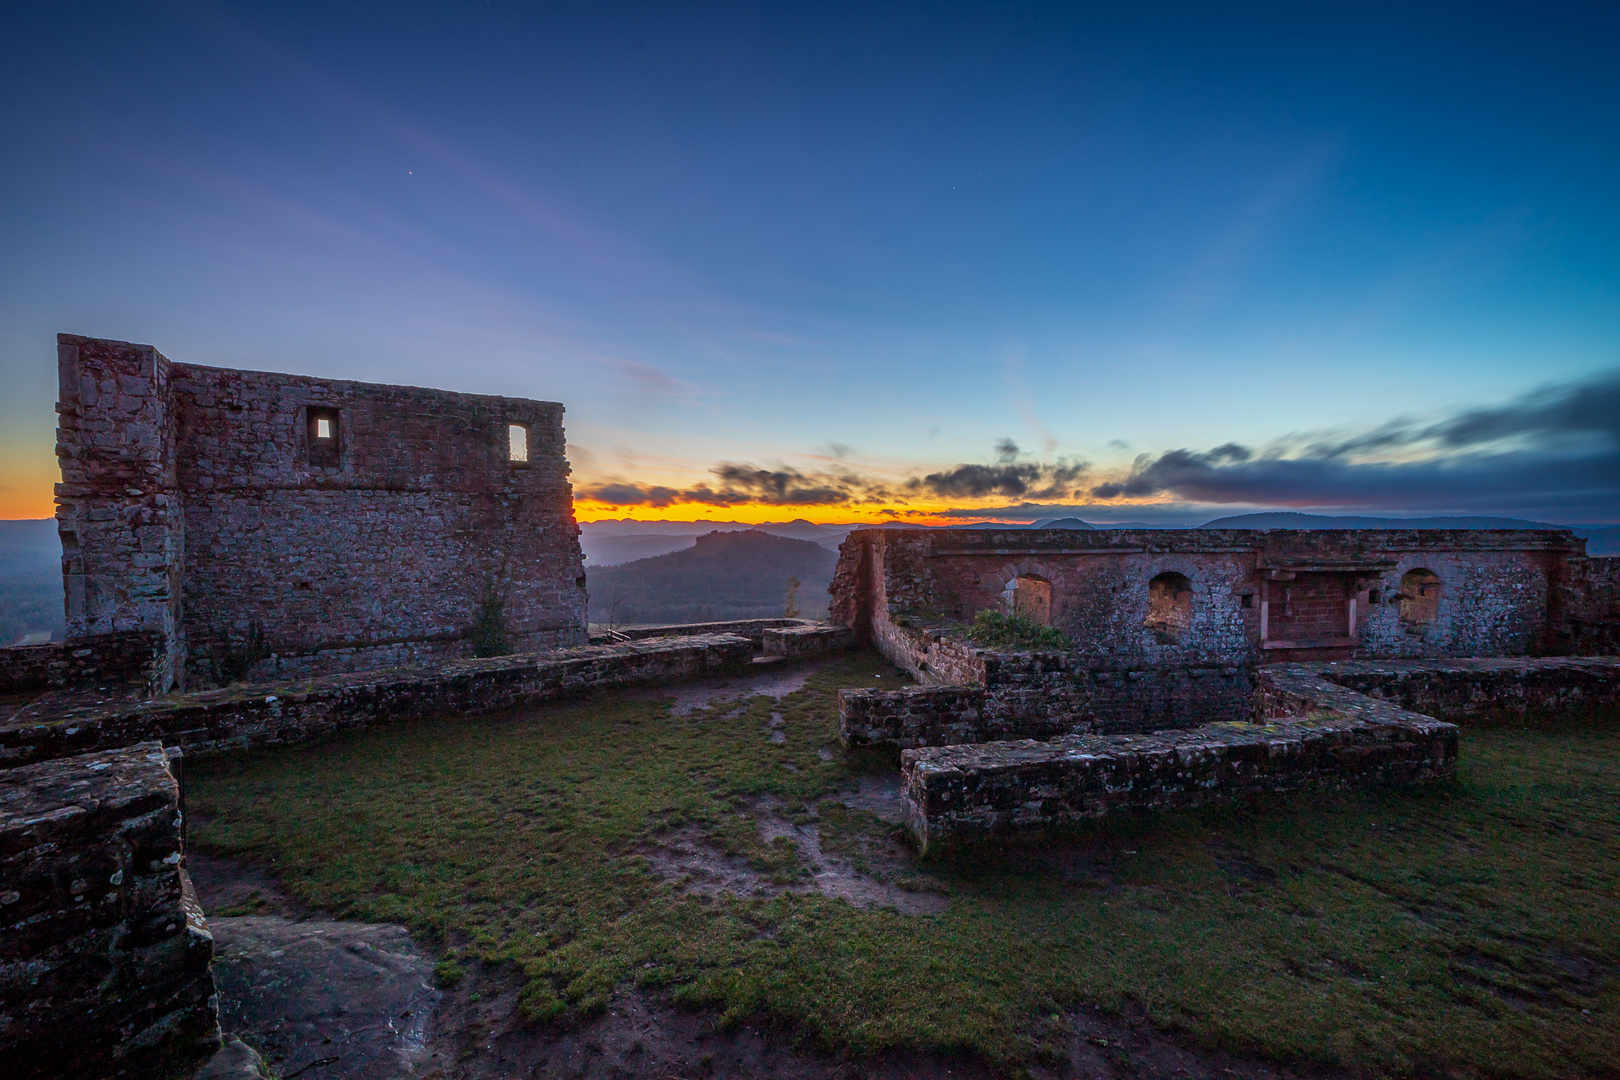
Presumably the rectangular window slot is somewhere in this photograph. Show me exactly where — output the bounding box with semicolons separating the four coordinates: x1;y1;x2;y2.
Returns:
307;407;340;466
509;424;529;464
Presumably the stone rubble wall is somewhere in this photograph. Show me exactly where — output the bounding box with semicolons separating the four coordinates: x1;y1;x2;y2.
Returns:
901;679;1459;854
852;611;1254;743
838;685;1082;750
0;632;163;695
0;742;220;1079
762;624;854;658
0;635;754;768
1265;657;1620;725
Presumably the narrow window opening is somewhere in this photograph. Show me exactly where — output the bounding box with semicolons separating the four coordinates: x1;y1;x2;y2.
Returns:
306;407;340;466
1239;593;1253;609
1145;571;1193;644
509;424;529;464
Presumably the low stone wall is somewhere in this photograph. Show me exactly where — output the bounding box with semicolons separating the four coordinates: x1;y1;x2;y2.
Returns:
593;618;811;645
0;742;220;1079
0;634;754;768
763;624;854;658
839;685;1091;750
0;631;161;695
850;619;1255;744
1261;657;1620;725
902;709;1458;854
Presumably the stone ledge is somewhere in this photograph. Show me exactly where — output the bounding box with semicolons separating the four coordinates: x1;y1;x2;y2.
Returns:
0;742;220;1079
763;624;854;658
591;618;813;645
0;634;754;768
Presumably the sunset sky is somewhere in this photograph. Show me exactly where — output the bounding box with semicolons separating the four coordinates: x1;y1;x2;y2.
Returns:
1;2;1616;525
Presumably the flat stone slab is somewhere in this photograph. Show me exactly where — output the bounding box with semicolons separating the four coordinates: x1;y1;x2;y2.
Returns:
210;916;440;1080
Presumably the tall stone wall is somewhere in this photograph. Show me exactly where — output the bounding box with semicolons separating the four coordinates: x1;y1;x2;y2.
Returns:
172;363;586;681
53;335;590;688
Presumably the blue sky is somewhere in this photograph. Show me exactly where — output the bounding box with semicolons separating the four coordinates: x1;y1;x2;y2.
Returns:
1;1;1616;522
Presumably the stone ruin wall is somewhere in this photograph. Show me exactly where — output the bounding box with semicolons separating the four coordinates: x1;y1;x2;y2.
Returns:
830;526;1620;735
53;335;589;690
842;527;1583;664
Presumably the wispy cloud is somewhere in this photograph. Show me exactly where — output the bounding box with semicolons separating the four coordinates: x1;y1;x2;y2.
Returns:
1083;369;1620;516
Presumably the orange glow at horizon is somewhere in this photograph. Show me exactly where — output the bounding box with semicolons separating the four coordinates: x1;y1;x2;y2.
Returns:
0;463;56;519
572;495;1171;526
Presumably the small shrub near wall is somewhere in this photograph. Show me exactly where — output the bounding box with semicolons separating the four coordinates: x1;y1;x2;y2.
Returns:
968;611;1070;651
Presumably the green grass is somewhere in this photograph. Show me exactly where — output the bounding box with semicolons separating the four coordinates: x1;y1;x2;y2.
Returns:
188;654;1620;1077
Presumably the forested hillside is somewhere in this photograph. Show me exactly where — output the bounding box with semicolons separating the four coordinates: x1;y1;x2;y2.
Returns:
586;530;836;626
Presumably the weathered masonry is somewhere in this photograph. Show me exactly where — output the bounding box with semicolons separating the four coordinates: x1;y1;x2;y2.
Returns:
830;527;1620;741
52;334;589;691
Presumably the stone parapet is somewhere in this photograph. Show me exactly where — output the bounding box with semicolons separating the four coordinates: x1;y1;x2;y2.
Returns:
0;631;162;695
0;742;219;1079
593;618;812;645
0;634;754;768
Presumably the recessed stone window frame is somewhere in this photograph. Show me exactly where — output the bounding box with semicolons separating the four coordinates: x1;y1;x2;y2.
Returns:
1399;568;1442;625
306;406;341;467
508;422;530;466
1145;570;1194;644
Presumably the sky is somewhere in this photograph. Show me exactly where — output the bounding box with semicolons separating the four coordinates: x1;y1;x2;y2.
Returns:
1;1;1616;525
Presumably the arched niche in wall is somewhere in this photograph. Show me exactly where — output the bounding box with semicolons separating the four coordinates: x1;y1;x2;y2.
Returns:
1145;571;1193;644
1004;573;1053;625
1399;569;1442;625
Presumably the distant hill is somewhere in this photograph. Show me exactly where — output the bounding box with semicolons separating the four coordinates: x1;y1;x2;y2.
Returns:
579;518;848;565
1574;527;1620;557
581;533;697;567
586;530;837;626
0;519;65;644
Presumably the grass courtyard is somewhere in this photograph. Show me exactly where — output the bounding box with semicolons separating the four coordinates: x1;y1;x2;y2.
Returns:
188;653;1620;1078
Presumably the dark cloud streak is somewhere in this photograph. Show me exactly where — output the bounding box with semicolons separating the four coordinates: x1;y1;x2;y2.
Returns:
1089;369;1620;517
